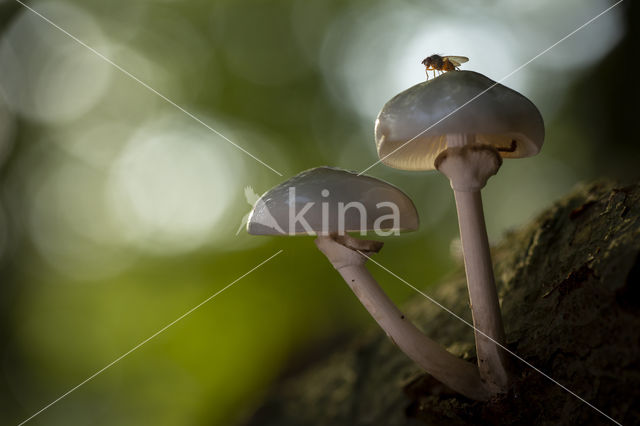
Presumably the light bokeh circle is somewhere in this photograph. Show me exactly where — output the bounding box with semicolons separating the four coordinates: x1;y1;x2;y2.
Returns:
107;117;241;254
0;1;112;124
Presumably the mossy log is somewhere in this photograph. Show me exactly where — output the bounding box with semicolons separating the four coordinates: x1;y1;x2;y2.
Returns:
246;181;640;426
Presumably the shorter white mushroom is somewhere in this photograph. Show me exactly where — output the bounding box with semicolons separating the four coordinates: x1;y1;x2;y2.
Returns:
248;166;491;401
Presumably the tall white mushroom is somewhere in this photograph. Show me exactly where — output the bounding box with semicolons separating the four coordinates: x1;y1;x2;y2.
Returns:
375;70;545;395
248;166;491;401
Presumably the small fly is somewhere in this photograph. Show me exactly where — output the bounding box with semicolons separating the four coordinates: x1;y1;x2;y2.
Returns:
421;54;469;79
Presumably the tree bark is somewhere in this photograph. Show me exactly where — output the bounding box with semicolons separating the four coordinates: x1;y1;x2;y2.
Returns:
245;180;640;426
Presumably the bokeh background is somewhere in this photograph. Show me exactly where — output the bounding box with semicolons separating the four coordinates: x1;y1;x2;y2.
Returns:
0;0;638;425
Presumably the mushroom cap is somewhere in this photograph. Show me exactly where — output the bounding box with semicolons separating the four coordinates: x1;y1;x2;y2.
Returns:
375;71;545;171
247;166;419;236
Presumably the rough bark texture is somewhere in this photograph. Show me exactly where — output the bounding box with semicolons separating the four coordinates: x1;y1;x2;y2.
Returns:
245;181;640;426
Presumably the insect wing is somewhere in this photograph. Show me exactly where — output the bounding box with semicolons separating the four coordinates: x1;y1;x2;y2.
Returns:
443;56;469;67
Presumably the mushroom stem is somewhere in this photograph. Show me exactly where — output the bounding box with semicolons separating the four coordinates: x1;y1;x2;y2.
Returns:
315;234;491;401
435;135;511;395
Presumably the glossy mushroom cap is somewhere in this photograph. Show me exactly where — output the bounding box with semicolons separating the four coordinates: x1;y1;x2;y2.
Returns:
375;71;545;171
247;166;419;236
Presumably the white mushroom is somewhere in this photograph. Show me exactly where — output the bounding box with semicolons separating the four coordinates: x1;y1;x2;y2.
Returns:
248;166;491;401
375;70;545;395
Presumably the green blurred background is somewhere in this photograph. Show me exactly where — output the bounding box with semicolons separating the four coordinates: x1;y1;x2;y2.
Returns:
0;0;637;425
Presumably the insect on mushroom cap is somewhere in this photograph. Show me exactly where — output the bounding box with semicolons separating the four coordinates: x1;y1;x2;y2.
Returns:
375;71;545;171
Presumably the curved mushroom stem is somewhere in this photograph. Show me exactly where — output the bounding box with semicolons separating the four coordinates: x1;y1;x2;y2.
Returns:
315;234;491;401
435;135;511;395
